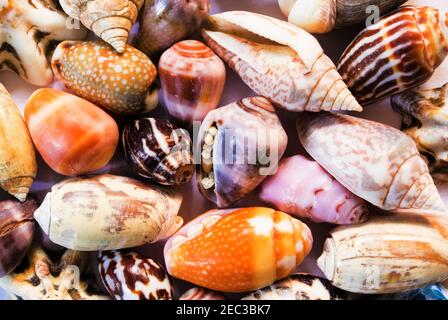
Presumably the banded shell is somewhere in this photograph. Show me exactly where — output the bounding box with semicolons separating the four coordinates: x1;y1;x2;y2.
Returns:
0;83;36;202
33;174;183;251
202;11;362;112
98;251;173;300
51;41;158;115
60;0;143;53
179;287;226;300
159;40;226;125
197;97;288;208
164;207;313;293
338;6;448;104
318;210;448;294
297;112;446;212
243;273;348;300
122;118;194;186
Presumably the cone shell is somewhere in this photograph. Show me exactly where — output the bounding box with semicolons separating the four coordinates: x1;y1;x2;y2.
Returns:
179;287;226;300
164;207;313;293
318;210;448;294
0;83;36;202
33;174;183;251
297;112;446;211
338;6;448;104
60;0;143;53
202;11;362;112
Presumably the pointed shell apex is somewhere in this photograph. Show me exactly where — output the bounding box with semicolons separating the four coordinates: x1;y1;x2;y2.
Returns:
33;192;51;235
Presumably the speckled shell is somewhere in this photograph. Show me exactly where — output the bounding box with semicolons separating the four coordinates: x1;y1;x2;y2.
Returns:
197;97;288;208
0;200;37;277
33;174;183;251
60;0;143;53
202;11;362;112
137;0;210;56
159;40;226;124
164;207;313;293
297;112;446;212
0;243;109;300
51;41;158;115
179;287;226;300
0;83;36;202
243;273;348;300
338;6;448;104
98;251;173;300
318;210;448;294
122;118;194;185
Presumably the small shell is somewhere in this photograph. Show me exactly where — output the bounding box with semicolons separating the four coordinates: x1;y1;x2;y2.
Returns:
196;97;288;208
179;287;226;300
338;6;448;104
122;118;195;185
51;41;158;115
34;174;183;251
164;207;313;293
297;112;446;212
159;40;226;125
98;251;173;300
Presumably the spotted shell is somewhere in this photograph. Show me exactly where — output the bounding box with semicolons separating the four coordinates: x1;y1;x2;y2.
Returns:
164;207;313;293
179;287;226;300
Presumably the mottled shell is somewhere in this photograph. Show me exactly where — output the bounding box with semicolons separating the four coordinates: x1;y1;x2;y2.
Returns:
164;207;313;293
51;41;158;115
318;210;448;294
33;174;183;251
0;83;36;202
122;118;195;186
137;0;210;56
60;0;143;53
197;97;288;208
338;6;448;104
179;287;226;300
297;112;446;212
243;273;348;300
98;251;173;300
202;11;361;112
0;200;37;277
159;40;226;125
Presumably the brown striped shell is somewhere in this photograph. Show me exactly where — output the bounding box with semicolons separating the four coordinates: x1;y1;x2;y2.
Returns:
338;6;448;104
179;287;226;300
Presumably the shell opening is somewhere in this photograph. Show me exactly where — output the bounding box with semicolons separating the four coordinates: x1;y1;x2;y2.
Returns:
200;124;218;192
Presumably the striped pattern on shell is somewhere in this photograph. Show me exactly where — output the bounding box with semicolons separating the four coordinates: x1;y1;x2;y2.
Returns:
338;6;448;104
179;287;226;300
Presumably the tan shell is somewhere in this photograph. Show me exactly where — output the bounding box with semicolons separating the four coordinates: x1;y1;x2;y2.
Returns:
318;210;448;294
34;174;183;251
0;84;37;202
297;112;446;211
202;11;361;112
60;0;143;53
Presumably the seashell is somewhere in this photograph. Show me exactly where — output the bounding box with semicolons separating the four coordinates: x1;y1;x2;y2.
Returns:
0;199;37;277
122;118;194;186
98;251;173;300
24;88;119;177
373;282;448;300
60;0;144;53
242;273;348;300
51;41;158;115
34;174;183;251
179;287;226;300
278;0;406;34
159;40;226;125
137;0;210;56
260;155;368;225
391;83;448;181
196;97;288;208
297;112;446;212
0;0;87;86
0;84;37;202
164;207;313;293
202;11;362;112
338;6;448;104
0;243;110;300
318;210;448;294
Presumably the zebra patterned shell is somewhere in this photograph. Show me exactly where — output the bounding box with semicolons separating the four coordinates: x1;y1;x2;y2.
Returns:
338;6;448;104
122;118;195;186
179;287;226;300
98;251;173;300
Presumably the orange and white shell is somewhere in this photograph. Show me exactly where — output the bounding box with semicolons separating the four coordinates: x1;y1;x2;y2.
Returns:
164;207;313;293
